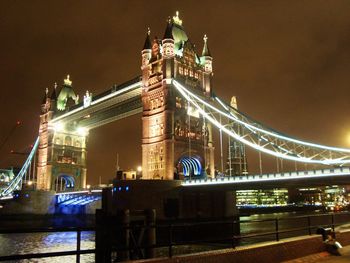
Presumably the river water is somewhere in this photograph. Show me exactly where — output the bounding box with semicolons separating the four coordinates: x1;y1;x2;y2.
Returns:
0;211;349;262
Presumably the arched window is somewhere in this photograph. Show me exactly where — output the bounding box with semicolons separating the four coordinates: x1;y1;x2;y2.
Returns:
75;140;81;147
65;136;72;146
55;138;61;145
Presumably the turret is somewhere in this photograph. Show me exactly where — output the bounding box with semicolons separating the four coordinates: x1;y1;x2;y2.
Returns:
141;28;152;67
41;88;50;114
56;75;79;111
162;17;175;58
201;34;213;73
201;35;213;95
49;83;57;111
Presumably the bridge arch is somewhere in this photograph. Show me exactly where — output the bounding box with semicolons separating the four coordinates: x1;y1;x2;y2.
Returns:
176;155;204;179
54;175;75;192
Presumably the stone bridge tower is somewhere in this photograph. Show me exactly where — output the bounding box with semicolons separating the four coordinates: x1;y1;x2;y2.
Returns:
141;13;215;180
37;76;87;191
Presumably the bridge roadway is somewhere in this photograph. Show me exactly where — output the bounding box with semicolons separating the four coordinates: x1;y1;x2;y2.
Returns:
182;167;350;190
55;167;350;204
51;77;143;130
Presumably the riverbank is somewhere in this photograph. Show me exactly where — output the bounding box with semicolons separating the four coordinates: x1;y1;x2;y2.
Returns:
238;204;325;216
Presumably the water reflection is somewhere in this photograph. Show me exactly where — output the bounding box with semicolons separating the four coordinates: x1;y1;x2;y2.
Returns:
0;231;94;263
0;212;349;262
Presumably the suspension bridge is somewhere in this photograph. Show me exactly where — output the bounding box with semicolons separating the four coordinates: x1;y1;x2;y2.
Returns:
0;12;349;209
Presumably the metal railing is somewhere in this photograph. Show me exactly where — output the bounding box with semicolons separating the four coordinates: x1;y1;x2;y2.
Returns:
96;212;350;261
0;212;349;261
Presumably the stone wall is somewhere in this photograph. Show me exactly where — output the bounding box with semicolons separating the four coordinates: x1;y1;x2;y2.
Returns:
133;230;350;263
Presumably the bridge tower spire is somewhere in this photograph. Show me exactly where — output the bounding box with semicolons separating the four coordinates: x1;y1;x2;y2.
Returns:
226;96;248;176
141;12;215;180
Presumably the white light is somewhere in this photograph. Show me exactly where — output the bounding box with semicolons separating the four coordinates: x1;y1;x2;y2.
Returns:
87;184;91;189
51;122;64;132
187;106;199;118
0;196;13;200
27;181;33;186
215;95;350;153
0;137;39;197
182;168;350;186
174;80;350;154
55;190;89;195
137;166;142;172
77;127;88;136
172;80;350;165
51;81;142;123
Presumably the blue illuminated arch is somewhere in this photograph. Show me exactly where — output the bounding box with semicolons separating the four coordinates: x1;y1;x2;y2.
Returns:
178;156;202;177
55;175;75;191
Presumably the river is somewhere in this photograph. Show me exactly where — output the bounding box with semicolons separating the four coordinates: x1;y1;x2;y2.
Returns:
0;211;349;262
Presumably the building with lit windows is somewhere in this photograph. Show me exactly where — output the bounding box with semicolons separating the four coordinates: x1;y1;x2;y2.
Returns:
236;189;289;206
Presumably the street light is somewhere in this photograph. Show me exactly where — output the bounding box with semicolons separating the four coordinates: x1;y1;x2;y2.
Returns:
136;166;142;179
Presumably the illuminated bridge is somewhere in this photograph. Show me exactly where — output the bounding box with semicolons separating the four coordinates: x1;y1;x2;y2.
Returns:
183;167;350;190
1;12;350;203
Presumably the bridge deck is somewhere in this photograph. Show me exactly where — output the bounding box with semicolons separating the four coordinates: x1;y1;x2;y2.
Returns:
182;167;350;190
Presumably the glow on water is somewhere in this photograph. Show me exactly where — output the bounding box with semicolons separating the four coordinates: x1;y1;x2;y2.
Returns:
0;231;95;262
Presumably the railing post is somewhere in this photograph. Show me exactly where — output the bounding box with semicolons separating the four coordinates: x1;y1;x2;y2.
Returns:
116;209;130;262
145;209;156;259
331;214;335;237
76;229;81;263
168;224;173;258
307;216;311;235
232;221;236;248
275;219;279;241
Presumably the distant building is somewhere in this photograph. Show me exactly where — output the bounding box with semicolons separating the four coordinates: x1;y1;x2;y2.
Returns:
0;169;15;188
116;169;140;180
237;189;288;206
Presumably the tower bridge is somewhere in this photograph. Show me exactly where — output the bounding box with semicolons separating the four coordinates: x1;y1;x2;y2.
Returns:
1;12;350;201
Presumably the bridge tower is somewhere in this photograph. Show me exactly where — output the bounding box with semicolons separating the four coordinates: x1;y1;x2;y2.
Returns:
141;13;215;180
36;76;87;191
226;96;248;176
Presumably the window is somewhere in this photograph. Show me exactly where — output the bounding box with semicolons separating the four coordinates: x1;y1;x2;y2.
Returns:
75;140;81;147
176;97;182;108
64;136;72;146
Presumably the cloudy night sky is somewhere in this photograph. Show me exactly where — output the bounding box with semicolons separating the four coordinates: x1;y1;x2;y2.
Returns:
1;1;349;185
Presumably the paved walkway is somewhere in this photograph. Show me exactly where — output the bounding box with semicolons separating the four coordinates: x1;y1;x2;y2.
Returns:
285;245;350;263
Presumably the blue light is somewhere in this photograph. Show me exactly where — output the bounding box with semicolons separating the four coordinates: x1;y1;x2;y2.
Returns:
15;194;19;198
25;194;29;198
113;187;117;192
126;186;129;191
118;187;122;191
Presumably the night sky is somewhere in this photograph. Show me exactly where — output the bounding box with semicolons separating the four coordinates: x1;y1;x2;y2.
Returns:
1;1;350;185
